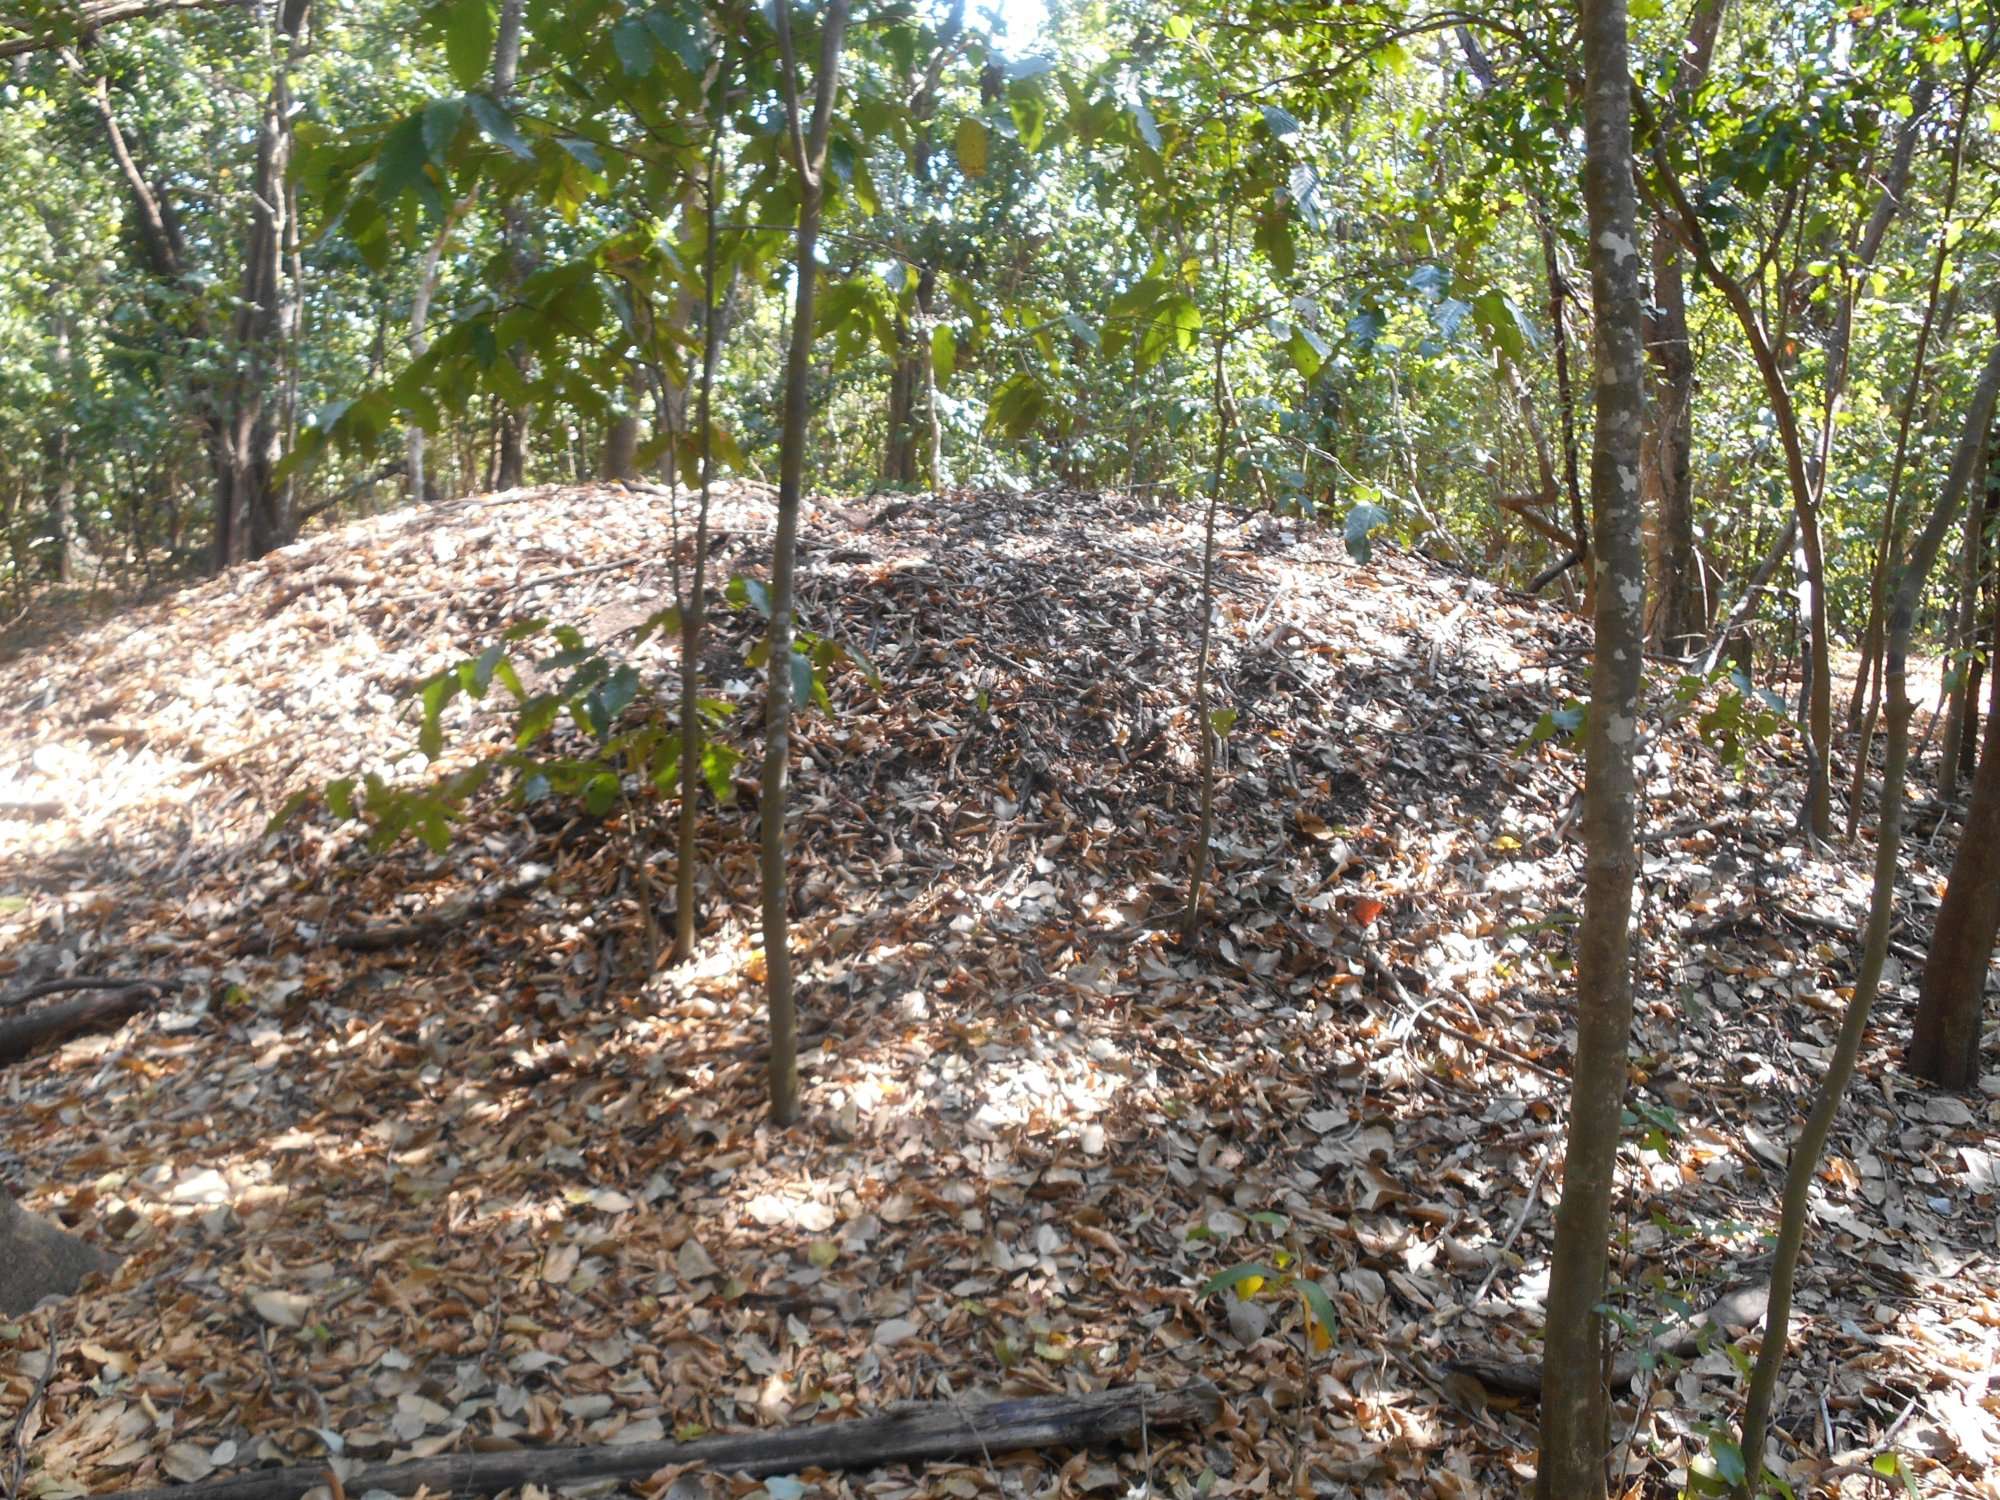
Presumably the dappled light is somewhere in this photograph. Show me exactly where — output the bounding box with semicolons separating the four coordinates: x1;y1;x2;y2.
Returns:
5;0;2000;1495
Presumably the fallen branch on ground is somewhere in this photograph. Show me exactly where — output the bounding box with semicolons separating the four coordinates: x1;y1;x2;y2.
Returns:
1443;1282;1771;1398
0;985;162;1065
0;976;177;1009
110;1381;1222;1500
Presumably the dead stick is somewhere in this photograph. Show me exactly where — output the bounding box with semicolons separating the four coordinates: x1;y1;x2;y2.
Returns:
106;1382;1221;1500
0;988;158;1066
0;977;174;1009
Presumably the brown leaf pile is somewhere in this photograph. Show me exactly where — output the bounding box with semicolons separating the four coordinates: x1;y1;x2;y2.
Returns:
2;482;1998;1499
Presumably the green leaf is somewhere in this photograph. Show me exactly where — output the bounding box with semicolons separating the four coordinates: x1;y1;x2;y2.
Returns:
612;16;655;76
516;694;561;747
1406;263;1450;299
1256;205;1295;280
583;771;621;816
468;94;533;159
788;649;817;713
1287;324;1329;379
931;324;956;382
1208;706;1238;738
1473;289;1538;365
373;115;431;205
1708;1437;1746;1487
700;741;740;804
421;96;466;163
326;778;357;822
1200;1262;1278;1298
1260;105;1302;143
987;372;1047;437
727;575;771;617
443;0;495;92
265;788;314;835
955;117;988;178
419;674;455;760
644;6;707;74
1297;1277;1339;1345
1344;501;1390;563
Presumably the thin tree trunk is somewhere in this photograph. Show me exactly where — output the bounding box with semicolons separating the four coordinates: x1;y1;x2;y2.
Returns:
1182;105;1239;938
1844;72;1978;835
492;0;529;492
1836;78;1939;732
1535;0;1647;1490
1735;335;2000;1496
760;0;850;1126
1654;128;1833;840
47;312;76;583
674;59;732;967
1643;0;1724;655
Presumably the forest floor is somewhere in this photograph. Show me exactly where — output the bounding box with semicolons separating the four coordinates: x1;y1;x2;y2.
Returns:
2;482;1999;1500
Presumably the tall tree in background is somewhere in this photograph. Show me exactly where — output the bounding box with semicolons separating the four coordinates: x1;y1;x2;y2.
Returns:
1535;0;1647;1488
1641;0;1723;655
490;0;529;491
760;0;851;1126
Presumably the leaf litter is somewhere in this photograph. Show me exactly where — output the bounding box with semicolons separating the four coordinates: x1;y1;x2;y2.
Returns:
1;482;1998;1497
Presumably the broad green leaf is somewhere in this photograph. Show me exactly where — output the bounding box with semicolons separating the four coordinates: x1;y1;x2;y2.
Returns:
931;324;956;382
583;771;620;817
700;741;740;804
1406;263;1450;298
1287;324;1329;379
956;117;988;178
373;115;431;205
421;96;466;163
1260;105;1302;143
468;94;533;159
788;649;817;713
727;575;772;617
1344;501;1390;564
443;0;495;92
987;372;1047;437
612;16;654;76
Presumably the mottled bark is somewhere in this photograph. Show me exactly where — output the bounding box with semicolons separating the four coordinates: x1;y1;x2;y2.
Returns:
1911;643;2000;1089
1535;0;1647;1491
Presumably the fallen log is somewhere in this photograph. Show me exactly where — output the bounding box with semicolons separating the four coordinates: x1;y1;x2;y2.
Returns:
0;985;157;1066
111;1381;1221;1500
1444;1282;1770;1399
